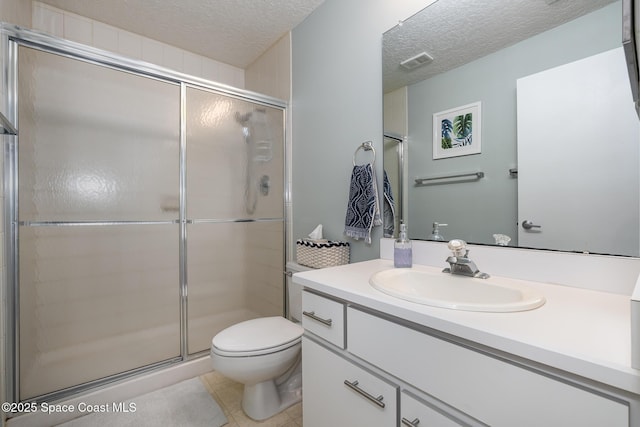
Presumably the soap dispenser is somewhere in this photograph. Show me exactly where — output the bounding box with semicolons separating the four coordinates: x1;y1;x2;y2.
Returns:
394;221;412;268
429;222;447;241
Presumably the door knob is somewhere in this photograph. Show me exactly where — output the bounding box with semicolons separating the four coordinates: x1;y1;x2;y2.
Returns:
522;220;541;230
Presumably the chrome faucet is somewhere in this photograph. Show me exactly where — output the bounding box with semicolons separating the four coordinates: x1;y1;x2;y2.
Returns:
443;240;490;279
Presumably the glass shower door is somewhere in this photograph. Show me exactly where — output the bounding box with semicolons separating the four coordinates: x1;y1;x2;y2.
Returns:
185;86;285;354
17;46;181;400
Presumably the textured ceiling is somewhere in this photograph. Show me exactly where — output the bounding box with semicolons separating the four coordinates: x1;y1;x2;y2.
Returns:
383;0;616;92
39;0;325;68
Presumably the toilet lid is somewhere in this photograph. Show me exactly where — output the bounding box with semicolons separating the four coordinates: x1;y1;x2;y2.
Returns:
212;316;304;355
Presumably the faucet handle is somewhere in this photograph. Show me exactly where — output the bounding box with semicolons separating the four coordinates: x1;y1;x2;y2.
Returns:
447;239;467;257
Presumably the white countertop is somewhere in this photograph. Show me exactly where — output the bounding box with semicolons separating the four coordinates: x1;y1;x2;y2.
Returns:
293;259;640;395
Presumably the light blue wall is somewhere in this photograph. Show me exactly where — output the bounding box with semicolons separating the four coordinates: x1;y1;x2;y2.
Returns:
291;0;426;263
406;2;621;245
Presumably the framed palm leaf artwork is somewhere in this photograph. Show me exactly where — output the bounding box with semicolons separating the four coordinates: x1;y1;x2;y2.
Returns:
432;101;482;159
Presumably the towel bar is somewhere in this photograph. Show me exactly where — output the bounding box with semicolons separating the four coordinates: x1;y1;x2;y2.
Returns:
415;171;484;185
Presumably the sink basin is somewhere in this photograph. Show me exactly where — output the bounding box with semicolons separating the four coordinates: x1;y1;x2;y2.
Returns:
369;268;545;312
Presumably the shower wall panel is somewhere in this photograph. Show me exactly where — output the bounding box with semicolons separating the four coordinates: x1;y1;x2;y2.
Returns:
244;221;286;317
186;221;283;353
185;87;284;219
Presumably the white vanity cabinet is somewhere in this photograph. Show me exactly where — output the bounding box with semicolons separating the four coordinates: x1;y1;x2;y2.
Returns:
302;290;473;426
301;289;632;426
347;307;629;427
301;290;397;426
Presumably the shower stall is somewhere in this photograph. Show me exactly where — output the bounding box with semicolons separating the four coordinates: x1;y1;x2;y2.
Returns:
2;25;286;403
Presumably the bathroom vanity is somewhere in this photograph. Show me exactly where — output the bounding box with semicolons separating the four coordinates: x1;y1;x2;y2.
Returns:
294;242;640;426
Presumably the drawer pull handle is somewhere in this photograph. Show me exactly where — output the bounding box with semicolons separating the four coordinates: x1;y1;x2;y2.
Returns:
401;417;420;427
303;310;332;326
343;380;385;408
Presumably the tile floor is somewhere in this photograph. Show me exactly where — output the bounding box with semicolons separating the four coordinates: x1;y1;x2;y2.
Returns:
199;371;303;427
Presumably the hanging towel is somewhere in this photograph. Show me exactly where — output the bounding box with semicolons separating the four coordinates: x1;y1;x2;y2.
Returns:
382;170;396;238
344;163;382;244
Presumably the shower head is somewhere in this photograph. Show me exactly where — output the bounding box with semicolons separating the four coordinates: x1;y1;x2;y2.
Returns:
235;111;252;125
235;108;267;126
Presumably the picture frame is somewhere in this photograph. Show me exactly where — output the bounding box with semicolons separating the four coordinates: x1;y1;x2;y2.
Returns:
432;101;482;159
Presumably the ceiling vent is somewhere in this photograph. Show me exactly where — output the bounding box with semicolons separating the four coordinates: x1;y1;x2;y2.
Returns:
400;52;433;71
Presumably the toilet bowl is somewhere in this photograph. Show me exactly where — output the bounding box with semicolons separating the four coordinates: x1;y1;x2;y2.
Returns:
210;262;310;421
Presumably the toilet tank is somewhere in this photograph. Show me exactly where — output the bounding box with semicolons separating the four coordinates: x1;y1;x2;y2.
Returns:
286;261;313;323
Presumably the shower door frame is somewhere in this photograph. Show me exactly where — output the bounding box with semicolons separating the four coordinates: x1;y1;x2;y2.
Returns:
1;23;288;404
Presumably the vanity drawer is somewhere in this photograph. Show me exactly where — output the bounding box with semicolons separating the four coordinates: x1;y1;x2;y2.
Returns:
401;390;469;427
302;290;345;348
347;307;629;427
303;337;397;427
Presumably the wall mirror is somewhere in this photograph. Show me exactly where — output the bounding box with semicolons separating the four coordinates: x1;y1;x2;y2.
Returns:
383;0;640;257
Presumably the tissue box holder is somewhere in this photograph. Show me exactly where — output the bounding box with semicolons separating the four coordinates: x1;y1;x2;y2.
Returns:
296;239;350;268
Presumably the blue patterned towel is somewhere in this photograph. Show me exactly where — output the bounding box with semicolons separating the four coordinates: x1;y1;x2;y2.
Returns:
344;163;382;244
383;170;396;238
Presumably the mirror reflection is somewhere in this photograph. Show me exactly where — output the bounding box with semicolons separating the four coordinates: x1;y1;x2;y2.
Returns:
383;0;640;256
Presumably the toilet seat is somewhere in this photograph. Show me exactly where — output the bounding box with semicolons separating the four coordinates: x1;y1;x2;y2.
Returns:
212;316;304;357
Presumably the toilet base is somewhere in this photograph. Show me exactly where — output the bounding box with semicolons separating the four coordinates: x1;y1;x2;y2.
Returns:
242;370;302;421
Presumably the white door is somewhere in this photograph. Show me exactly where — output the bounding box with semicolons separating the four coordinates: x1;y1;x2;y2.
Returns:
516;47;640;256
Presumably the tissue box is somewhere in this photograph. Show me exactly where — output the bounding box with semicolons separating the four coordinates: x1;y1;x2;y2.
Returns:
296;239;350;268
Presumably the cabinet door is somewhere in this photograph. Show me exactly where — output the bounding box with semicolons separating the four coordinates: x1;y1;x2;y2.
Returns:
302;337;397;427
401;391;469;427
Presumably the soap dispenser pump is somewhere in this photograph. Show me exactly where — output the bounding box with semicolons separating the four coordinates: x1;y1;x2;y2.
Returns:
394;221;412;268
429;222;447;241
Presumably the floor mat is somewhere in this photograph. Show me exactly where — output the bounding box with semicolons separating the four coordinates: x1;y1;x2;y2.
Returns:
58;378;227;427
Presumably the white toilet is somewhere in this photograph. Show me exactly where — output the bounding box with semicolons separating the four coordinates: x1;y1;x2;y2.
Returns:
210;262;310;421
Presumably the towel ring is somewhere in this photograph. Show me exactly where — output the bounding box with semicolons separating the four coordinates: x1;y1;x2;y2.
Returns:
353;141;376;166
